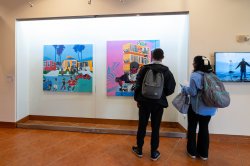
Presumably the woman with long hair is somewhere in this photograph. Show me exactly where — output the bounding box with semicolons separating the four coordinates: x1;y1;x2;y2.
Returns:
181;56;217;160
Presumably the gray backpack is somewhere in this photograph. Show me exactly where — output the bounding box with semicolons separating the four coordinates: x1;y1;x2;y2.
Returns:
202;72;230;108
142;68;164;99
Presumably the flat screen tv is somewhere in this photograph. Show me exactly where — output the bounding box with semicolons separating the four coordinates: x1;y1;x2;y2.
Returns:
215;52;250;82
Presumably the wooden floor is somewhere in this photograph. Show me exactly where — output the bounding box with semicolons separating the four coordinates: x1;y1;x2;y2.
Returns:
0;128;250;166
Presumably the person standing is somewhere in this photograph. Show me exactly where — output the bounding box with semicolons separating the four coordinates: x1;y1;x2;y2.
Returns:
181;56;217;160
61;78;66;90
235;58;250;81
52;78;58;91
132;48;176;161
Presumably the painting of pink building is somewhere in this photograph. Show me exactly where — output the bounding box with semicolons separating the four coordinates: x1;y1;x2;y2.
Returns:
107;40;160;96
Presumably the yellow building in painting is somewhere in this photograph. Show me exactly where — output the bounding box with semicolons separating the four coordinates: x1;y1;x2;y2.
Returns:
122;42;150;72
78;59;93;72
62;56;93;72
62;56;78;72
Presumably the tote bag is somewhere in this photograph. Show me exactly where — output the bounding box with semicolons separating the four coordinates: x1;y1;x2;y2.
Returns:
172;93;190;114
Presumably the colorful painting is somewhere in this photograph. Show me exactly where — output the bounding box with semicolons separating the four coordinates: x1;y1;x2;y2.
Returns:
107;40;160;96
43;44;93;92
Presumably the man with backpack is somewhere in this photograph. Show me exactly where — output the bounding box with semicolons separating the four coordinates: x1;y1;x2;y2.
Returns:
132;48;176;161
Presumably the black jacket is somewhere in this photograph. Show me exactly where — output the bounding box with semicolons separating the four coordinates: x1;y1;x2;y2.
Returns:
134;63;176;108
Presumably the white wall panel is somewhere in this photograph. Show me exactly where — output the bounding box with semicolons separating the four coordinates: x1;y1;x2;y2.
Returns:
16;15;189;121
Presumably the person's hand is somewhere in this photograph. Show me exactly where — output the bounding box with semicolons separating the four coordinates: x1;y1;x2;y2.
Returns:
181;86;186;94
137;102;141;108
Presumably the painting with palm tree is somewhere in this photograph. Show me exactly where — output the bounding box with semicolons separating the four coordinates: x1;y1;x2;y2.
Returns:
43;44;93;93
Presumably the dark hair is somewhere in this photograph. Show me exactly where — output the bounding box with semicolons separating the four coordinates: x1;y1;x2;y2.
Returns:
193;55;213;73
130;61;139;69
152;48;164;60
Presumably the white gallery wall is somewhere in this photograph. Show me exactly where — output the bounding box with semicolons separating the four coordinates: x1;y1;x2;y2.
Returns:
188;0;250;136
16;14;189;122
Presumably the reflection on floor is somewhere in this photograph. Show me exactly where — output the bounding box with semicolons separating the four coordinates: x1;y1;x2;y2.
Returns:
0;128;249;166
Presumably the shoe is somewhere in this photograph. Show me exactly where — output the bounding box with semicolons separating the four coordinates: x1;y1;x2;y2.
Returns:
151;150;161;161
200;156;208;161
186;151;196;159
132;146;143;158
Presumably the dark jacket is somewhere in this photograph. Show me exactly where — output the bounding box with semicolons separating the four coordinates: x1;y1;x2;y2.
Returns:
134;63;176;108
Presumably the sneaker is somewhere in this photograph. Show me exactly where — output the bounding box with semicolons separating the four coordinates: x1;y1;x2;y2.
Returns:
132;146;143;158
186;151;196;159
200;156;208;161
151;150;161;161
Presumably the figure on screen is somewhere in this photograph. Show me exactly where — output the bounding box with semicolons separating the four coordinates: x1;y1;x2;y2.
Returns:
229;60;234;73
235;58;250;81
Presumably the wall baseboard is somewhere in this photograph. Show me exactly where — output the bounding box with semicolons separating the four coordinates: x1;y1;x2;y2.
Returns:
0;116;29;128
27;115;186;132
16;115;187;138
0;122;16;128
17;122;187;138
17;116;30;123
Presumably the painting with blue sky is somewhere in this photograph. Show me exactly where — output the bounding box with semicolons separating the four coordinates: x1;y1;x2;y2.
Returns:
215;52;250;82
43;44;93;92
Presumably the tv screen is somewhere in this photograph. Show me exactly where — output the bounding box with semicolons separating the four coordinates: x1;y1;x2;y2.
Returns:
215;52;250;82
